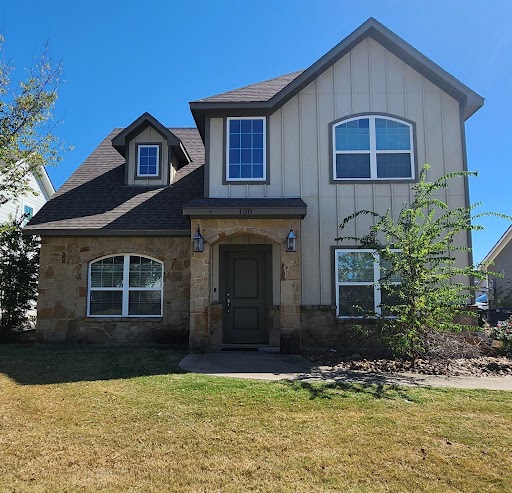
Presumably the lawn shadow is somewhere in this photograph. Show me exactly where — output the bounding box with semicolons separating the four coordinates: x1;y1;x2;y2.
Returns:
0;344;186;385
286;370;425;401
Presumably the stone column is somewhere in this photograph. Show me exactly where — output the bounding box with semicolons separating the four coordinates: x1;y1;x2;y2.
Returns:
189;233;211;352
280;222;302;354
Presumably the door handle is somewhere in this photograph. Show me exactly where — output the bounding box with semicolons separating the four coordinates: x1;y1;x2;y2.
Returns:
226;293;231;313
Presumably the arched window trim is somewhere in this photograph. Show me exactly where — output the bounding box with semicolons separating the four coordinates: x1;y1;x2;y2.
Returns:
331;114;415;181
87;253;164;318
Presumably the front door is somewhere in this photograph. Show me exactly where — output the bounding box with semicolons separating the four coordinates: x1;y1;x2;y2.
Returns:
220;245;272;344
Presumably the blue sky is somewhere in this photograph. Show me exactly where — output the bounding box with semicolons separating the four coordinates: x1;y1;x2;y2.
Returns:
2;0;511;262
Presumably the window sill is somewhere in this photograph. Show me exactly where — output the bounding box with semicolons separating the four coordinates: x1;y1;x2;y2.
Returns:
86;316;163;321
330;178;417;184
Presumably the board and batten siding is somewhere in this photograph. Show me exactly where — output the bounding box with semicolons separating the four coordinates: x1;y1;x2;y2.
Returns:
208;38;468;305
0;172;51;224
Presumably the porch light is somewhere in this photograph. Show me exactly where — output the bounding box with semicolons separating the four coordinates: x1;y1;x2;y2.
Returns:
286;227;297;252
193;224;204;253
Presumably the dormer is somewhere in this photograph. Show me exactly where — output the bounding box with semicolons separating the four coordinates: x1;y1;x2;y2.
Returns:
112;112;191;186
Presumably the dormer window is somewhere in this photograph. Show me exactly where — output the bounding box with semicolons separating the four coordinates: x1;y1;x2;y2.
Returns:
137;144;160;177
226;117;266;182
332;115;415;181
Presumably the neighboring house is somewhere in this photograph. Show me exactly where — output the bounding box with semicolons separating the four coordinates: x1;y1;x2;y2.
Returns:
479;225;512;306
25;18;484;353
0;167;55;225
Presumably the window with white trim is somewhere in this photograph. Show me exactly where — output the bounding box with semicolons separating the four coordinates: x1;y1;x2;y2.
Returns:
332;115;414;180
137;144;160;177
335;249;400;317
88;255;163;317
226;117;266;181
22;204;34;226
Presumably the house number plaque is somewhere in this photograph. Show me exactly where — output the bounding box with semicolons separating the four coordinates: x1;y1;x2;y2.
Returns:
239;208;253;214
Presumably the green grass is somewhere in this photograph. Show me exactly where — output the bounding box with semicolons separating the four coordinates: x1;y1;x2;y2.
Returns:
1;345;511;492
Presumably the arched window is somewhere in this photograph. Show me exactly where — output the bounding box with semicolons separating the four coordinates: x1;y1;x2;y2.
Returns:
332;115;414;180
88;255;163;317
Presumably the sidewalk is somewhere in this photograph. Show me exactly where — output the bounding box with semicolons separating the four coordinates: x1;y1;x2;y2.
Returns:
179;352;512;391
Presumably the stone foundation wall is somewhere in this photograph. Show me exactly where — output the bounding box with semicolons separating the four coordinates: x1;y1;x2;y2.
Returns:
37;236;190;343
300;305;389;357
300;305;480;356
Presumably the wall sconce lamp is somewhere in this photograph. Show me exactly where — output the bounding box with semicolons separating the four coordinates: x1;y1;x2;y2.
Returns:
193;224;204;253
286;227;297;252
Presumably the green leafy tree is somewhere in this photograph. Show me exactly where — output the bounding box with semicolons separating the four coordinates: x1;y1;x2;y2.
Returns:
0;216;39;339
0;35;66;205
337;164;509;360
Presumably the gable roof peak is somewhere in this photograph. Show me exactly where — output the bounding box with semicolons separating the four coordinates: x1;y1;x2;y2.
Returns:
111;112;191;166
190;18;484;137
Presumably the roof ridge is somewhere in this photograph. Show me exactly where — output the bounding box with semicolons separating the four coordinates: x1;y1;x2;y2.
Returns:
195;70;304;102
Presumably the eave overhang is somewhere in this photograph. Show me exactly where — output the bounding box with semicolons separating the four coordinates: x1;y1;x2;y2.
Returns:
183;198;307;219
22;228;192;237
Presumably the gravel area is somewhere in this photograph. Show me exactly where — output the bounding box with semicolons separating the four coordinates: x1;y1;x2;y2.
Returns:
303;353;512;378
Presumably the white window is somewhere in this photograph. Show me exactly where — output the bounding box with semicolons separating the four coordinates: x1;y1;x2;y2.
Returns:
22;203;34;226
335;249;400;317
226;117;266;181
88;255;163;317
332;115;414;180
137;144;160;177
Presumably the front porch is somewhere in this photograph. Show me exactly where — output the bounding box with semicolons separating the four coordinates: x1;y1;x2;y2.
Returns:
187;217;303;354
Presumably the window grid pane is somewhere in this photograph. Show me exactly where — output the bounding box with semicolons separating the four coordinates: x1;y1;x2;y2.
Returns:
90;256;124;288
228;119;264;179
89;291;123;316
128;291;161;316
129;256;163;288
337;252;375;282
338;285;375;317
336;154;371;178
138;146;158;176
335;119;370;150
376;154;412;178
375;118;411;150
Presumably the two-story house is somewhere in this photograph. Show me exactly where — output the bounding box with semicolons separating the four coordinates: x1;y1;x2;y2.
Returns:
25;18;484;353
0;166;54;225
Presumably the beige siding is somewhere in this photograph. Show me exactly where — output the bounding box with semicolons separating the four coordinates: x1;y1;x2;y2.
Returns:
208;37;468;304
127;126;169;186
0;172;50;223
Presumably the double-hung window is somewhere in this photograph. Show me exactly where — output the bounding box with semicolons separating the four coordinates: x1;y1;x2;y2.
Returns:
137;144;160;177
333;115;414;180
335;249;400;317
226;117;266;181
88;255;163;317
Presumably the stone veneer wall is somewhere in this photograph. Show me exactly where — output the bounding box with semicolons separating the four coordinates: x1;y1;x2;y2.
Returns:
189;218;301;353
301;305;480;356
37;236;190;343
301;305;389;356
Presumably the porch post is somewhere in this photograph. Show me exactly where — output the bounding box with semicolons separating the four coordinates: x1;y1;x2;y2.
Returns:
189;221;211;352
279;222;302;354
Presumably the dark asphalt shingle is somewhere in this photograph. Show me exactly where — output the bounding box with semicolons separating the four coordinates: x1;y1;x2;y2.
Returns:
194;71;304;103
25;128;205;233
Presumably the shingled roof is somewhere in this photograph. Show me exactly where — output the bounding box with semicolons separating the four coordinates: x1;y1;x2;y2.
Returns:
195;70;304;103
24;128;205;235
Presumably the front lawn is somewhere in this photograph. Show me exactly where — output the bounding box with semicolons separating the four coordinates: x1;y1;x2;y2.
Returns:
1;345;511;492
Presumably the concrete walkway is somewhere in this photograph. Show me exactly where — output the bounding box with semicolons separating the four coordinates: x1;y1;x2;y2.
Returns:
179;352;512;391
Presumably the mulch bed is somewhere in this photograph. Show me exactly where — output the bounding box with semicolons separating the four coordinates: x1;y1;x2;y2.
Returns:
303;352;512;377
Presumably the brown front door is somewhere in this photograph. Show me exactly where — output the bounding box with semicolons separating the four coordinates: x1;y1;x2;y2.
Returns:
220;245;272;344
